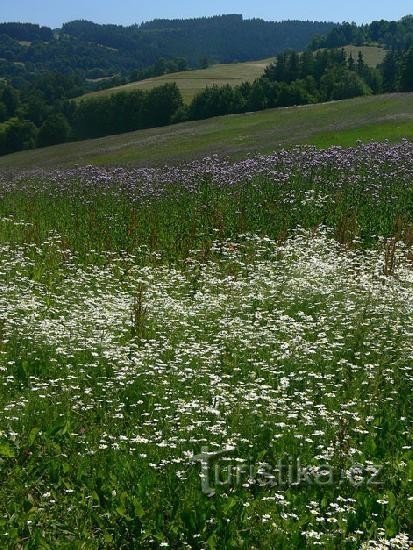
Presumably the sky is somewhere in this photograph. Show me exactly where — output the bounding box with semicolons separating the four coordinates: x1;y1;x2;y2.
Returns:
0;0;412;28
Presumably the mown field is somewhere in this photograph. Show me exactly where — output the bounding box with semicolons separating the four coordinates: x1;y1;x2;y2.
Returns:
81;46;384;105
1;93;413;170
0;141;412;547
341;45;386;67
81;58;275;104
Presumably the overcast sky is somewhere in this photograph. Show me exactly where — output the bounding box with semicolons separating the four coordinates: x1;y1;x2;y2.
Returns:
1;0;412;28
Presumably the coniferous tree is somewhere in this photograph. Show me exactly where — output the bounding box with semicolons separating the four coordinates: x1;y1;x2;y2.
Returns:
400;48;413;91
1;86;19;118
356;52;366;75
300;50;315;78
247;80;268;111
287;51;300;83
381;51;400;92
0;102;7;123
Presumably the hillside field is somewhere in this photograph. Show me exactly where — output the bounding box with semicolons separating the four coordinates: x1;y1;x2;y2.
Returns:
80;46;385;104
341;45;386;67
1;93;413;169
81;58;275;103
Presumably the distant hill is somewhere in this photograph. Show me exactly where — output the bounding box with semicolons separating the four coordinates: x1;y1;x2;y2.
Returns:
0;16;335;81
1;93;412;169
62;16;335;67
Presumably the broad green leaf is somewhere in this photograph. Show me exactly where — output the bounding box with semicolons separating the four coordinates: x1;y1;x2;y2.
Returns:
28;427;40;446
0;442;15;458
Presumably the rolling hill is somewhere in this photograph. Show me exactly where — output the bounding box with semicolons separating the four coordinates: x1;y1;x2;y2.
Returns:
0;17;335;81
81;46;385;104
81;58;275;103
1;93;412;169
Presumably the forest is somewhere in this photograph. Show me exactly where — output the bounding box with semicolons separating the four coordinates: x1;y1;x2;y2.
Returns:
0;16;335;83
311;15;413;50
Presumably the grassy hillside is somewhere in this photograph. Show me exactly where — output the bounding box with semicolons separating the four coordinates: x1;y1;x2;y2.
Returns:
342;45;386;67
81;58;275;103
81;47;384;104
1;93;413;169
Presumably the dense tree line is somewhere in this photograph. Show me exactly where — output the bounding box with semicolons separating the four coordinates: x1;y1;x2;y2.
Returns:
1;14;411;93
0;80;184;155
311;15;413;50
0;72;79;154
381;48;413;92
0;14;336;156
0;23;53;42
73;84;183;138
0;16;334;85
62;16;335;66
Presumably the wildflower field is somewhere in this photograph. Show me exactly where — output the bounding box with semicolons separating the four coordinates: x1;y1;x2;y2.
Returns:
0;142;412;548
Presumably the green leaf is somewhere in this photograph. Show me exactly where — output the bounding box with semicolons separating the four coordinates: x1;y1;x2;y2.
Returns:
222;497;237;515
28;427;40;446
384;515;397;537
21;360;29;375
364;436;377;455
386;491;396;510
0;442;15;458
50;419;71;437
116;506;127;517
207;534;218;550
133;499;145;518
116;505;133;520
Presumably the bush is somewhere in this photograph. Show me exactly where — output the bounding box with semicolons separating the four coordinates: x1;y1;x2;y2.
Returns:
74;84;184;139
37;114;71;148
0;117;37;155
142;83;183;127
321;68;371;100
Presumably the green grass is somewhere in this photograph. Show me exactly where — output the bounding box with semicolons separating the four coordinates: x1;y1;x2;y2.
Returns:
310;118;413;148
81;58;275;103
1;93;413;169
341;45;386;67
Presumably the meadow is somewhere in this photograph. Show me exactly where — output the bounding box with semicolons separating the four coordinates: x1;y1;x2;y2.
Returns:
0;141;412;547
1;93;413;170
81;46;384;105
336;46;386;68
82;59;275;104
